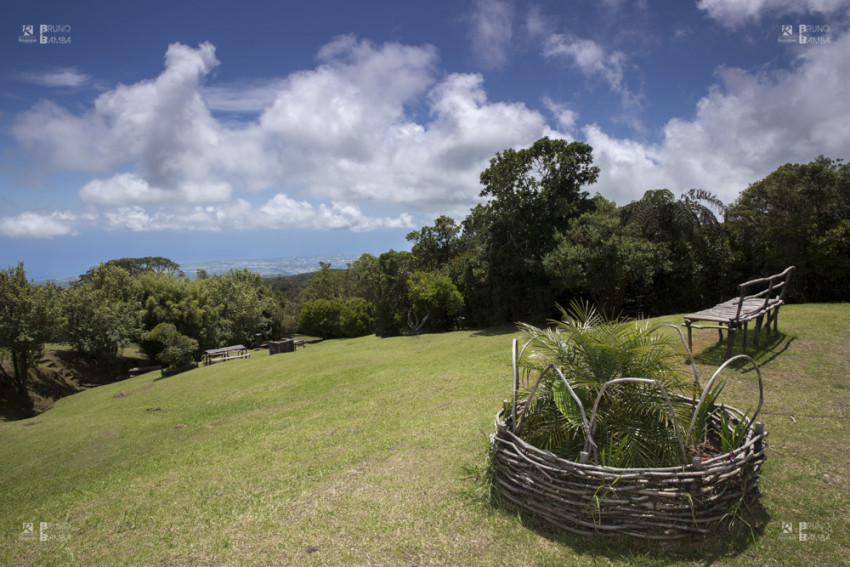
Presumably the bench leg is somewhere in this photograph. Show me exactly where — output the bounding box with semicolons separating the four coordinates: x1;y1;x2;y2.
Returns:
685;322;693;352
773;306;781;333
754;315;763;348
742;322;749;354
726;327;735;359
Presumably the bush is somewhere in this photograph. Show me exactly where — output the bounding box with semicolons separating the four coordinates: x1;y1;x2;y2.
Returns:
298;298;343;338
340;298;375;337
298;297;376;338
148;323;198;369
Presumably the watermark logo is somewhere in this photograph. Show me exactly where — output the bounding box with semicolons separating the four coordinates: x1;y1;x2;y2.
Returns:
17;23;72;45
778;23;831;45
18;521;71;543
799;24;831;45
18;25;38;45
778;520;831;542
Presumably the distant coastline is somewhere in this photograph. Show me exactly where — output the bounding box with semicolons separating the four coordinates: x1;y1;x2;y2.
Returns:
179;254;360;279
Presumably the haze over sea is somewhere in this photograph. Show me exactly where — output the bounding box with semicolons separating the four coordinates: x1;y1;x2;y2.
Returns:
179;254;359;279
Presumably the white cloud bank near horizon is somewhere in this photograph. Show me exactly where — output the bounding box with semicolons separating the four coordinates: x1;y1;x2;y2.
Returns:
3;0;850;239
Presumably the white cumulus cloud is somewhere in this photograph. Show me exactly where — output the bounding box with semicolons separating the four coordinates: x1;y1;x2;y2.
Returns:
8;26;850;241
100;194;414;233
0;210;83;238
697;0;849;26
587;31;850;205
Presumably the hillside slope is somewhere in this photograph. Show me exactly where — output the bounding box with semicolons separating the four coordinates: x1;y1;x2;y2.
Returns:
1;306;848;566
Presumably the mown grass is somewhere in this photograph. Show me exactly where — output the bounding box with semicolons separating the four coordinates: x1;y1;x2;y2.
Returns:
1;305;848;566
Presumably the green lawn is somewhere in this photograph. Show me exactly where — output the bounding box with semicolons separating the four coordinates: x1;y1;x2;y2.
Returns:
1;305;848;565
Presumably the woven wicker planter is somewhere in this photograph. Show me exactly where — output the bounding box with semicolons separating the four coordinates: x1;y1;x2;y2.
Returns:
490;335;768;540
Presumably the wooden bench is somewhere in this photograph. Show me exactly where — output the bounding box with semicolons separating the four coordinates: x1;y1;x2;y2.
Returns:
683;266;794;358
203;345;250;365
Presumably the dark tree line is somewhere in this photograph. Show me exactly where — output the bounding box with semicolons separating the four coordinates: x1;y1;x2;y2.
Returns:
390;140;849;326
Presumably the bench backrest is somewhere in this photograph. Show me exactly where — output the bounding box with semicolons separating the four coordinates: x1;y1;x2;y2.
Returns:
734;266;795;319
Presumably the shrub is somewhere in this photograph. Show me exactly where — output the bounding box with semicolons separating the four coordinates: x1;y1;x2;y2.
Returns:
298;298;343;338
298;297;376;338
148;323;198;369
340;298;375;337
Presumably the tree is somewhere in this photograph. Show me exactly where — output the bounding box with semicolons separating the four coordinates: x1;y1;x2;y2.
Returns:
64;263;141;366
371;250;415;337
93;256;183;278
620;188;730;313
474;137;599;320
544;196;665;315
727;156;850;301
406;271;464;332
203;270;280;346
64;284;138;366
0;263;61;394
406;215;462;272
301;262;344;301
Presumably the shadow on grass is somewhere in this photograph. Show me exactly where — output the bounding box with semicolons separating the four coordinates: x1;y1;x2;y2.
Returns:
503;497;770;566
0;348;154;421
0;382;35;421
693;331;795;370
154;363;198;381
470;325;519;337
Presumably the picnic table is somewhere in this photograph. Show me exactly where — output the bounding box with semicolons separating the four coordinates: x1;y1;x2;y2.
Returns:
683;266;794;357
203;345;250;365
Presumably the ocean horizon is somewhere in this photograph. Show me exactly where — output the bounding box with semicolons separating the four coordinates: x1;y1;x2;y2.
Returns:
179;253;360;278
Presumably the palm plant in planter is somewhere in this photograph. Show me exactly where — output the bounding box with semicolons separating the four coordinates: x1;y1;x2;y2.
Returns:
492;301;768;539
514;301;695;468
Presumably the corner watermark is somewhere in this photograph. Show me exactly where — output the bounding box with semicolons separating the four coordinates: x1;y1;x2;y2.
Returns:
778;24;831;45
18;24;72;45
777;520;832;542
18;521;71;543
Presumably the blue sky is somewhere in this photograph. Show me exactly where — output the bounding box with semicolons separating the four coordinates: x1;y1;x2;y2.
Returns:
2;0;848;280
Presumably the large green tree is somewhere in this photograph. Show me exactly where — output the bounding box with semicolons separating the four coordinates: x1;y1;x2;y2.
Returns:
0;263;62;393
620;188;730;313
544;196;664;315
64;263;142;366
472;137;599;320
203;269;280;346
727;156;850;301
371;251;415;337
406;215;462;272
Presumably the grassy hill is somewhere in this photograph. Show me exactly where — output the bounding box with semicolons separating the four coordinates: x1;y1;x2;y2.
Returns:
1;305;848;566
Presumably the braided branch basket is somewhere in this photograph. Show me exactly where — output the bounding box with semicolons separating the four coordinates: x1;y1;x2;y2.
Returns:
489;333;768;540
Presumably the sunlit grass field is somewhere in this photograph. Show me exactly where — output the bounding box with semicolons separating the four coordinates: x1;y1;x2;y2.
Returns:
1;304;848;565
